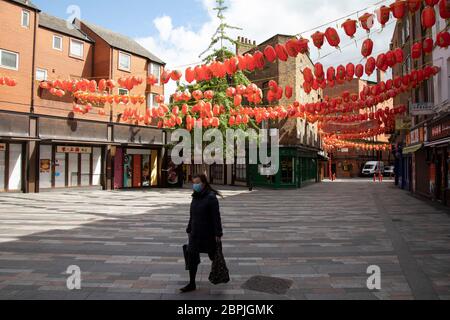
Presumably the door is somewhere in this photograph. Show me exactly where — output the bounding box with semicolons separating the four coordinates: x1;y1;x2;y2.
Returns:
68;153;79;187
8;144;22;191
0;145;5;191
132;155;142;188
39;145;52;189
55;152;66;188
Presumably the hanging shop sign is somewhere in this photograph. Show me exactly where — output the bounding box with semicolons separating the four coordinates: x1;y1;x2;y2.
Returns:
409;127;426;145
0;143;5;152
395;116;412;130
409;102;435;116
56;146;92;154
429;116;450;142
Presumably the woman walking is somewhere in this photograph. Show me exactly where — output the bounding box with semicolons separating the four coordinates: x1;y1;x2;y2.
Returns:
181;174;223;293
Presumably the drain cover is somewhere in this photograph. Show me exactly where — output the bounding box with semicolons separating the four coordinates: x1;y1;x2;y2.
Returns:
242;276;293;295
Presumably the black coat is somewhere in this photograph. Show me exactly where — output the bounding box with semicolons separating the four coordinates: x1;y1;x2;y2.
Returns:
187;189;223;254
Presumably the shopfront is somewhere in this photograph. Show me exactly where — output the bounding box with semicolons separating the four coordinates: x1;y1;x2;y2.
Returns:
426;115;450;205
112;125;164;190
38;144;104;190
248;147;319;189
0;142;25;193
113;147;159;189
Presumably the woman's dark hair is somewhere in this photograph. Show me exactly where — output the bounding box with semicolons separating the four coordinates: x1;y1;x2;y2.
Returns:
193;174;223;198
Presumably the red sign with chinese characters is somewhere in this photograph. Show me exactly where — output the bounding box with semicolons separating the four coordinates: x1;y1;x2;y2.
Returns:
429;116;450;142
56;146;92;154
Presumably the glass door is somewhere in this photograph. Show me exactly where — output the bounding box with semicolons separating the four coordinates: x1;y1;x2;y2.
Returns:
55;152;66;188
8;144;22;191
0;146;5;191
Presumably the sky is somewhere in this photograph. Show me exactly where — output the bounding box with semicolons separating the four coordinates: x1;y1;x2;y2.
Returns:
32;0;396;94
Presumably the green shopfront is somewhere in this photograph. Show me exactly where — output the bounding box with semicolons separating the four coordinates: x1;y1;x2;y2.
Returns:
248;147;319;189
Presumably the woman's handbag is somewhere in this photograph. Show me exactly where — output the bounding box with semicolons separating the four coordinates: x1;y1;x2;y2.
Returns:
209;241;230;285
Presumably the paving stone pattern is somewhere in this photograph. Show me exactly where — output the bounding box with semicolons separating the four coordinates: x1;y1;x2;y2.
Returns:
0;181;449;300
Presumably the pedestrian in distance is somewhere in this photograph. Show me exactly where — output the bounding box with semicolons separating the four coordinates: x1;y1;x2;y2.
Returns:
181;174;224;293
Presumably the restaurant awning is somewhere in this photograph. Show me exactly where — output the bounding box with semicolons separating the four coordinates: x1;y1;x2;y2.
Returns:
402;144;423;155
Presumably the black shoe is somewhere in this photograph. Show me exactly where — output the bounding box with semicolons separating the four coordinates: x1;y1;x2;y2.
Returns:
180;283;197;293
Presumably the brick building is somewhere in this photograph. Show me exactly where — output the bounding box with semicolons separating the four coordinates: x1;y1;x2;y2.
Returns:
238;34;323;189
324;77;394;178
391;3;450;206
0;0;166;193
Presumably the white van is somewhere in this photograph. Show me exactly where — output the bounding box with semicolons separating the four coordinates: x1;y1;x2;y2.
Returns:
362;161;385;176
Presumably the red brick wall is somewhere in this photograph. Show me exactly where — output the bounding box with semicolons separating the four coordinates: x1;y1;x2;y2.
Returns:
0;0;37;113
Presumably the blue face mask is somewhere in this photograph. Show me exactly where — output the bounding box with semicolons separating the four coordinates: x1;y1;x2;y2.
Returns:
193;183;203;193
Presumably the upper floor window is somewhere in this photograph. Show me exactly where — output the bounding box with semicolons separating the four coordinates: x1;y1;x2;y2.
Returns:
0;49;19;70
21;10;30;28
36;68;47;81
69;39;84;59
53;35;63;51
147;93;158;109
119;52;131;71
149;63;160;84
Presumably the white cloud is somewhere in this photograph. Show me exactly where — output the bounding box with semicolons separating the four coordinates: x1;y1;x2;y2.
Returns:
136;0;397;96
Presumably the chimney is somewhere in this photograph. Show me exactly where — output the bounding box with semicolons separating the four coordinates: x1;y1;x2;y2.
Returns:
235;36;257;56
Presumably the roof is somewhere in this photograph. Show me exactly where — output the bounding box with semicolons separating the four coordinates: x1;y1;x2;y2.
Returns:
8;0;40;11
39;13;94;43
80;20;165;65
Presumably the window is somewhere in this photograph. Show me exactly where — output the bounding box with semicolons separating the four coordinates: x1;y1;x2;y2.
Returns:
119;88;129;96
36;68;47;81
53;35;63;51
21;10;30;28
0;49;19;70
69;39;84;58
235;164;247;182
147;93;158;109
119;52;131;71
149;63;160;84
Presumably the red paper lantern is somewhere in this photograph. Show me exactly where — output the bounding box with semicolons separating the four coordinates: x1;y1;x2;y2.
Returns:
359;13;374;32
325;27;340;48
411;42;422;59
376;53;386;70
365;57;376;76
285;86;293;99
361;39;374;58
376;6;391;27
436;31;450;48
439;0;450;19
423;38;434;54
264;46;277;62
314;63;325;80
275;44;289;62
422;6;436;29
336;65;346;81
394;48;404;63
303;67;314;84
296;38;310;54
355;64;364;78
285;39;299;58
311;31;325;49
425;0;439;6
390;1;407;19
341;19;357;38
346;63;355;80
327;67;335;82
253;51;265;69
407;0;422;12
171;70;182;81
385;51;396;68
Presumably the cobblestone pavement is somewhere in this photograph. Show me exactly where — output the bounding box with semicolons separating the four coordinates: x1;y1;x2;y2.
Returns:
0;181;449;300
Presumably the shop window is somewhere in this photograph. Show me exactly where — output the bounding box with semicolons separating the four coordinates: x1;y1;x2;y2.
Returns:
68;153;79;187
0;145;5;191
81;153;90;186
92;148;102;186
235;164;246;182
39;145;52;189
55;152;66;188
8;144;22;191
123;153;133;188
281;157;295;184
212;164;224;182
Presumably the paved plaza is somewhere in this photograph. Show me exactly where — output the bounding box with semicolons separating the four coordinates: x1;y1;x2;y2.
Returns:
0;180;449;300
